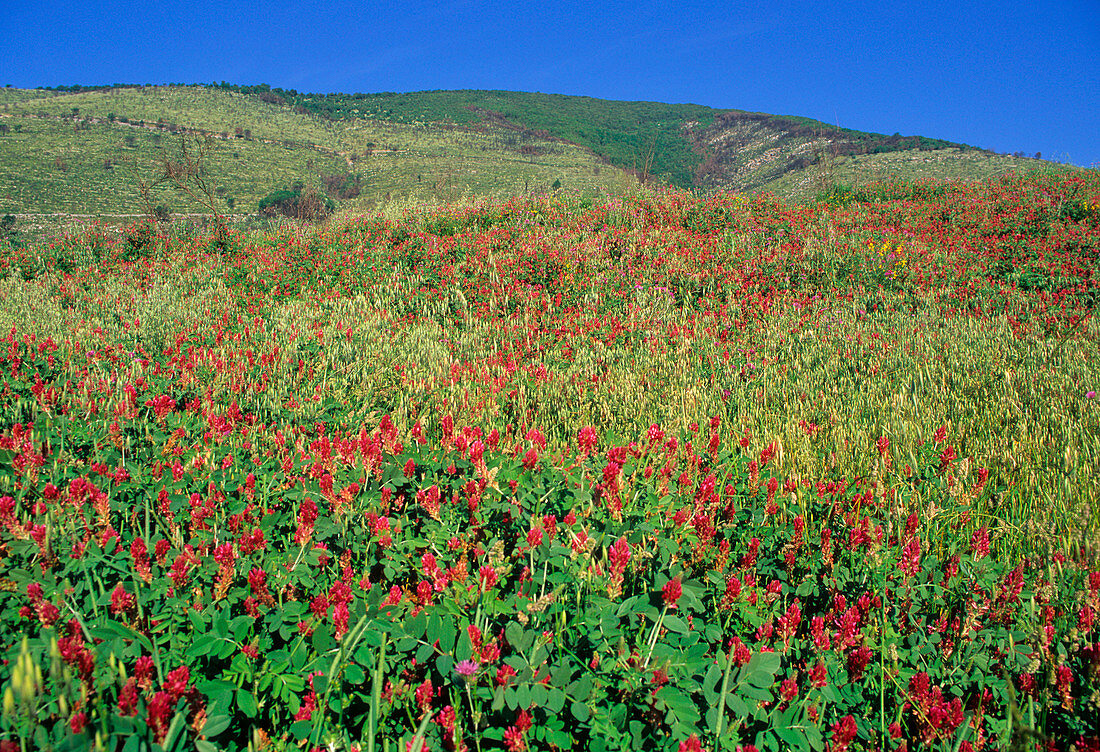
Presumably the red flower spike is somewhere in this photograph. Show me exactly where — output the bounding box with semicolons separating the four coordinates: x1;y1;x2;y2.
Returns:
662;577;682;608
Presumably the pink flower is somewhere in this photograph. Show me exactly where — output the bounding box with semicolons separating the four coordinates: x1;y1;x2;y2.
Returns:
662;577;683;608
829;715;858;751
110;583;135;615
454;659;480;678
577;425;598;454
522;447;538;470
970;526;990;559
478;565;498;591
504;725;527;752
678;735;703;752
608;537;631;575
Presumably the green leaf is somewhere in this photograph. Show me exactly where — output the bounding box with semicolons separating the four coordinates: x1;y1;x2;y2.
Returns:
571;701;591;722
796;578;817;597
345;662;366;684
776;726;809;751
290;719;314;740
312;623;335;654
545;687;566;714
202;714;231;737
213;607;230;638
662;614;688;634
237;689;258;718
529;683;549;707
186;634;216;660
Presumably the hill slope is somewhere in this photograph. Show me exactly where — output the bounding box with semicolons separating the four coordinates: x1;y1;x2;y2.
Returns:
0;84;1075;230
0;86;635;225
255;85;1066;193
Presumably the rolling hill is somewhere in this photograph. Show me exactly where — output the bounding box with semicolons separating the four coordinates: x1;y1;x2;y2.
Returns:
0;83;1074;233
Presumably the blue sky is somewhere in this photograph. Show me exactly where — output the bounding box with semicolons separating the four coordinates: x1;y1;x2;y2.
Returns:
3;0;1097;166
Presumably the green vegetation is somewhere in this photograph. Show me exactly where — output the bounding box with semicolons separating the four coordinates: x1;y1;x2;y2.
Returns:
264;87;719;187
0;173;1098;750
0;86;636;234
0;83;1082;237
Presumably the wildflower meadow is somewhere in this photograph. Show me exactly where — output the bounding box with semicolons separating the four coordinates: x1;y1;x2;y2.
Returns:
0;172;1098;751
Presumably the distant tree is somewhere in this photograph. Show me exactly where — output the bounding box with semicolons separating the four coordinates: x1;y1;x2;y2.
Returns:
136;133;230;248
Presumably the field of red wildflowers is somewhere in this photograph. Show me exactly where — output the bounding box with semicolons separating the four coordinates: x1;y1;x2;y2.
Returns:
0;173;1099;751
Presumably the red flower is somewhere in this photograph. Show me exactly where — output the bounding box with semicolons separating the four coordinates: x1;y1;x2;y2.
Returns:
779;676;799;703
662;577;683;608
678;735;703;752
213;542;236;570
479;565;498;592
504;725;527;752
382;585;402;607
147;691;174;741
899;535;922;576
133;655;156;689
522;447;538;470
608;536;631;575
131;537;151;581
110;583;135;616
577;425;598;454
295;690;316;721
828;715;858;752
846;646;872;682
163;665;190;701
118;678;139;716
970;526;990;559
415;678;434;713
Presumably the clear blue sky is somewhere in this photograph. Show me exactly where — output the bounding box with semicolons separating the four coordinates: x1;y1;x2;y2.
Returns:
3;0;1097;166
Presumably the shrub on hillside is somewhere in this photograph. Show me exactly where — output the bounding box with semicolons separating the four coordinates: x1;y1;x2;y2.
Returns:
258;185;335;223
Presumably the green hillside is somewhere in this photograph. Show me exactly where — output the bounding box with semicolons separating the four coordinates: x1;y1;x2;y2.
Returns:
268;87;718;187
0;83;1078;235
0;86;637;230
237;85;1053;192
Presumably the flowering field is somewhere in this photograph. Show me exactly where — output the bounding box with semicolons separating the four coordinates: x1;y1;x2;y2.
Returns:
1;173;1099;751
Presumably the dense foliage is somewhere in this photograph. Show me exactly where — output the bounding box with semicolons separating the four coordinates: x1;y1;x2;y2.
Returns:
0;172;1098;751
